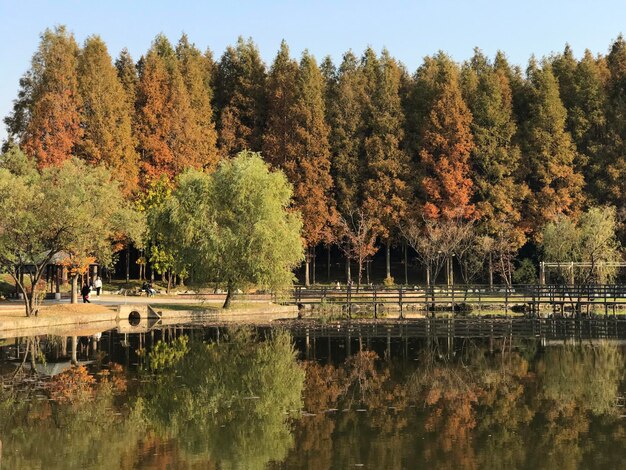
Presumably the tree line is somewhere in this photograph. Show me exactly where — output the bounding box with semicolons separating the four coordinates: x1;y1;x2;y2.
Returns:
4;26;626;286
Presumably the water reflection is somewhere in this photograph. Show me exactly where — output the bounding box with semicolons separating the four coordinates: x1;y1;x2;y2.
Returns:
0;324;625;469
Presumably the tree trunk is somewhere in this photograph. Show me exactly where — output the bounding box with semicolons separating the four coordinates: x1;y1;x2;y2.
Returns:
304;248;310;287
70;275;78;304
167;269;172;294
346;257;351;283
223;283;233;309
489;253;494;289
426;264;431;286
358;258;363;290
71;336;78;366
312;249;316;285
404;241;408;285
125;245;130;283
327;245;331;281
386;239;391;279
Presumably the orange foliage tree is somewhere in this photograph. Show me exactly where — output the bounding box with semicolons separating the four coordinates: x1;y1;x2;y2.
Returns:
11;26;83;168
416;53;476;221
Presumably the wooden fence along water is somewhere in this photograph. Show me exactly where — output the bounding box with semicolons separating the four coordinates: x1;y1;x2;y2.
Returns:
288;284;626;317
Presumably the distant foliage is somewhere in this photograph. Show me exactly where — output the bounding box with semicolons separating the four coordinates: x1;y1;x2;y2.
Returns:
7;29;626;282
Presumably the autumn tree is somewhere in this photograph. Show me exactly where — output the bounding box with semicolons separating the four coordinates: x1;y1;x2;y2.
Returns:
135;34;214;183
214;37;267;156
5;26;83;167
263;43;334;285
336;209;378;288
361;49;412;280
176;34;220;171
461;49;528;282
77;35;139;195
413;52;476;221
519;60;584;233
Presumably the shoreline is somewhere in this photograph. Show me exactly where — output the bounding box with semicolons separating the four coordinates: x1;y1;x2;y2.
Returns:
0;303;300;340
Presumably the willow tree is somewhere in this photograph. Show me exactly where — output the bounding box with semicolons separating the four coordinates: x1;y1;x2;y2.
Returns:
156;152;303;308
5;26;83;167
541;206;622;284
77;35;139;195
0;147;143;316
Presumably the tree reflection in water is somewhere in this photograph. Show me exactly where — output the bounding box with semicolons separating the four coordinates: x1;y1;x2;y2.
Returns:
141;328;305;469
0;331;625;469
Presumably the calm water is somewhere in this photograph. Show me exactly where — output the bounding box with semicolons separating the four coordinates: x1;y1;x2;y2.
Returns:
1;318;626;469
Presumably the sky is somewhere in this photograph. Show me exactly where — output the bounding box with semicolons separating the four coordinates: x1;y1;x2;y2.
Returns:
1;0;626;142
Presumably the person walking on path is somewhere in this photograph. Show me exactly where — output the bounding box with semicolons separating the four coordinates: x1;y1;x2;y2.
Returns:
81;283;91;303
94;277;102;297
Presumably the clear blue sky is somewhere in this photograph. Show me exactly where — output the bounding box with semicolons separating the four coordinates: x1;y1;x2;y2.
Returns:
1;0;625;142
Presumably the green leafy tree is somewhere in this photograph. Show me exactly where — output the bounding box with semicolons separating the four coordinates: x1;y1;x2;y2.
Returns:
542;206;622;283
0;147;144;315
553;46;609;201
600;36;626;211
115;47;138;106
155;151;303;308
143;329;304;469
361;48;412;279
327;51;366;217
214;37;267;156
520;60;584;234
462;49;527;245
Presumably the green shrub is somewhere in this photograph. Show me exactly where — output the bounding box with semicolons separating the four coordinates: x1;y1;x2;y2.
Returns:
513;259;537;284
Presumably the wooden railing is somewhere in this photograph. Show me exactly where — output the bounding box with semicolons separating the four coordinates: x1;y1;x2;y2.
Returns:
286;283;626;316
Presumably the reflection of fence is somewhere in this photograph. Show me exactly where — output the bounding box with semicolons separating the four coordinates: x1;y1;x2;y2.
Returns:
289;284;626;316
286;317;626;341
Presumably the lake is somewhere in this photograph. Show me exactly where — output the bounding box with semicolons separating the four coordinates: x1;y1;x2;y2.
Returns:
1;317;625;469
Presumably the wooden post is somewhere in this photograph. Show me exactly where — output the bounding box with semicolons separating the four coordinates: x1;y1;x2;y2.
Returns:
539;262;545;285
374;287;378;319
305;327;310;359
399;285;404;319
347;282;352;318
327;245;331;282
386;327;391;359
404;241;408;285
505;286;509;314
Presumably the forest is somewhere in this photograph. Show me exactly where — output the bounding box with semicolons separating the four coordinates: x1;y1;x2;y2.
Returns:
3;26;626;286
